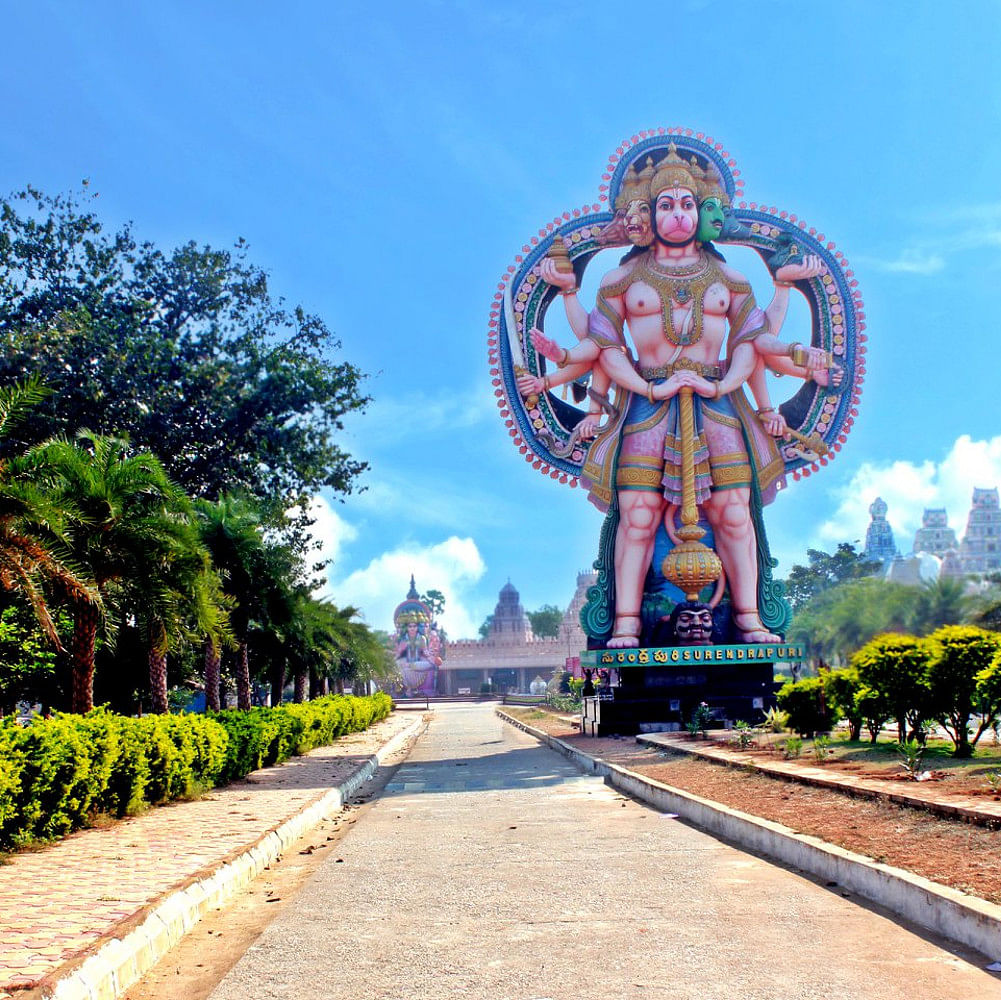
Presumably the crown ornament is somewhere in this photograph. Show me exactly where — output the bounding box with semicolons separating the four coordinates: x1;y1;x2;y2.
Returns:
614;156;654;210
650;143;704;199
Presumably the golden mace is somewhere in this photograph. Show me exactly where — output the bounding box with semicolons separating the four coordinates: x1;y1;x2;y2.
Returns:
660;386;723;601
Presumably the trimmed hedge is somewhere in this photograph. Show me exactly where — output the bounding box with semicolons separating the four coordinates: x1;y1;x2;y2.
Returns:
0;693;392;850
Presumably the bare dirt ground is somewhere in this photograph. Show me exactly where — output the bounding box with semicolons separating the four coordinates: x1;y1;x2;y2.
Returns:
505;708;1001;906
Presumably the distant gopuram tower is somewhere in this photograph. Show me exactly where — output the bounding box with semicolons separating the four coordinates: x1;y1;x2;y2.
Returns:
864;497;898;566
959;487;1001;574
913;508;958;557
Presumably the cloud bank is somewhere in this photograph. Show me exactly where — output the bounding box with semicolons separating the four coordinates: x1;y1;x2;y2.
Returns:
814;434;1001;555
325;535;488;639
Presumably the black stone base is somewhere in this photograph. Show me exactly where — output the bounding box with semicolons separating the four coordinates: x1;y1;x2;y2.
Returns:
581;658;778;737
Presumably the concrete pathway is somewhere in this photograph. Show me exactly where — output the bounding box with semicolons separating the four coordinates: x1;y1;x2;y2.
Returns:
0;713;416;998
207;703;1000;1000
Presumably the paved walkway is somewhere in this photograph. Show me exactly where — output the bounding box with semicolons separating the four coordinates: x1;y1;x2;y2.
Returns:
0;713;416;998
207;703;999;1000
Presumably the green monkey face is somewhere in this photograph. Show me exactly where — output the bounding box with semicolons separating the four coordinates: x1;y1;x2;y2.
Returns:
697;197;725;243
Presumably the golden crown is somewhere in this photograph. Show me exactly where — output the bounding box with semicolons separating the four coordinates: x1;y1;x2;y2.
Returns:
614;156;654;210
700;164;729;207
650;144;703;199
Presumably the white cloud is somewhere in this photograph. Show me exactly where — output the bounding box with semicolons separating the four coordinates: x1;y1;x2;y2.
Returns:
858;249;945;275
296;495;358;574
326;536;488;639
814;434;1001;553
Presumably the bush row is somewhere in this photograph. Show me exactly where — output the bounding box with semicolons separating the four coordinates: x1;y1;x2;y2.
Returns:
0;693;392;849
777;625;1001;756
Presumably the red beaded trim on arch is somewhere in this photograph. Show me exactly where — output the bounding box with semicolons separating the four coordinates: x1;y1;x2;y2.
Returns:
488;259;581;489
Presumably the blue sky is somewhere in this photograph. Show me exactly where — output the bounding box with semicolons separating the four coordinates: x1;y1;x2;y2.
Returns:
4;1;1001;638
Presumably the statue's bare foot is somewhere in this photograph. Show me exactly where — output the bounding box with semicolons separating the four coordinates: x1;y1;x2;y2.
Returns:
733;610;780;644
606;614;641;648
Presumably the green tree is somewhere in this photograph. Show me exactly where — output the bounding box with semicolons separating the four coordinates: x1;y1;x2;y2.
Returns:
822;668;863;741
478;614;494;639
907;577;970;635
0;186;370;519
788;577;918;668
925;625;1001;757
776;676;834;736
0;379;93;644
783;543;881;612
851;633;931;742
0;600;64;714
194;495;269;710
125;505;230;714
420;589;446;622
528;604;562;639
36;432;184;712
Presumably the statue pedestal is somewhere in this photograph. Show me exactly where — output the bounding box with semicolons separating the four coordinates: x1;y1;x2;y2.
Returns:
579;642;804;737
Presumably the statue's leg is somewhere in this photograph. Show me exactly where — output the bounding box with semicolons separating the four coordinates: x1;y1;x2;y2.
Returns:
704;487;779;643
607;489;662;648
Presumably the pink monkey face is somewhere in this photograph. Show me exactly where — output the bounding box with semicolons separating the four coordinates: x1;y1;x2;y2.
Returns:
654;187;698;244
622;198;653;246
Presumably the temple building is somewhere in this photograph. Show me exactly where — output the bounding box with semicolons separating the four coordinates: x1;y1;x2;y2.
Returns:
913;508;958;558
959;487;1001;575
426;572;596;696
863;497;898;566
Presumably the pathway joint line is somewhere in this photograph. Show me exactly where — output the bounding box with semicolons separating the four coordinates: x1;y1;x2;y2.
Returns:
496;708;1001;963
36;714;428;1000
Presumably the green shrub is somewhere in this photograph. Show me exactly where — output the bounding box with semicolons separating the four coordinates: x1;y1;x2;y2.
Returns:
0;693;392;851
776;677;834;736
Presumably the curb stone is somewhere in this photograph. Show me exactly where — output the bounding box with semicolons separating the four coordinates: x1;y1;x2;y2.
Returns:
497;708;1001;963
42;714;428;1000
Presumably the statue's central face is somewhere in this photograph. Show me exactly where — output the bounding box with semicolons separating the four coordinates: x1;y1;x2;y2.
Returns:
655;186;699;245
407;623;418;637
622;198;653;246
675;608;714;644
697;197;725;243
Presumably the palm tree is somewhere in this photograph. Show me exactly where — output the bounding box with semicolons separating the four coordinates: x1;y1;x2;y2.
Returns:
126;503;231;713
194;495;268;710
35;432;184;712
0;380;94;647
908;577;970;635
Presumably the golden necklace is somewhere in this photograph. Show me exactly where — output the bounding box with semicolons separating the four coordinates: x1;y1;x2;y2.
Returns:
632;253;723;347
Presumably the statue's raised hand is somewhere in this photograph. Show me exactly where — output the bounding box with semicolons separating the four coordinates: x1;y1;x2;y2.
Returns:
775;254;823;283
529;326;564;363
539;257;577;291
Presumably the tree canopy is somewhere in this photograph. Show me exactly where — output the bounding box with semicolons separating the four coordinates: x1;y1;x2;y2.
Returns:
0;186;370;511
783;543;881;613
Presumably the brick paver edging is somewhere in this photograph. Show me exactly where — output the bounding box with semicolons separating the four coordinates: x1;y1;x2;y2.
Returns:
637;733;1001;827
496;709;1001;963
40;715;428;1000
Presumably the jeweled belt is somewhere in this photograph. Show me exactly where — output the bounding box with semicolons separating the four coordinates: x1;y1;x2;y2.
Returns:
640;359;722;380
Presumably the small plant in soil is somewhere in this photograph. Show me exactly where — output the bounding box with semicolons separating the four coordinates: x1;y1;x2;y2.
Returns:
760;706;789;733
896;738;926;780
782;736;803;760
731;720;755;749
812;735;832;763
986;770;1001;795
689;702;713;738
